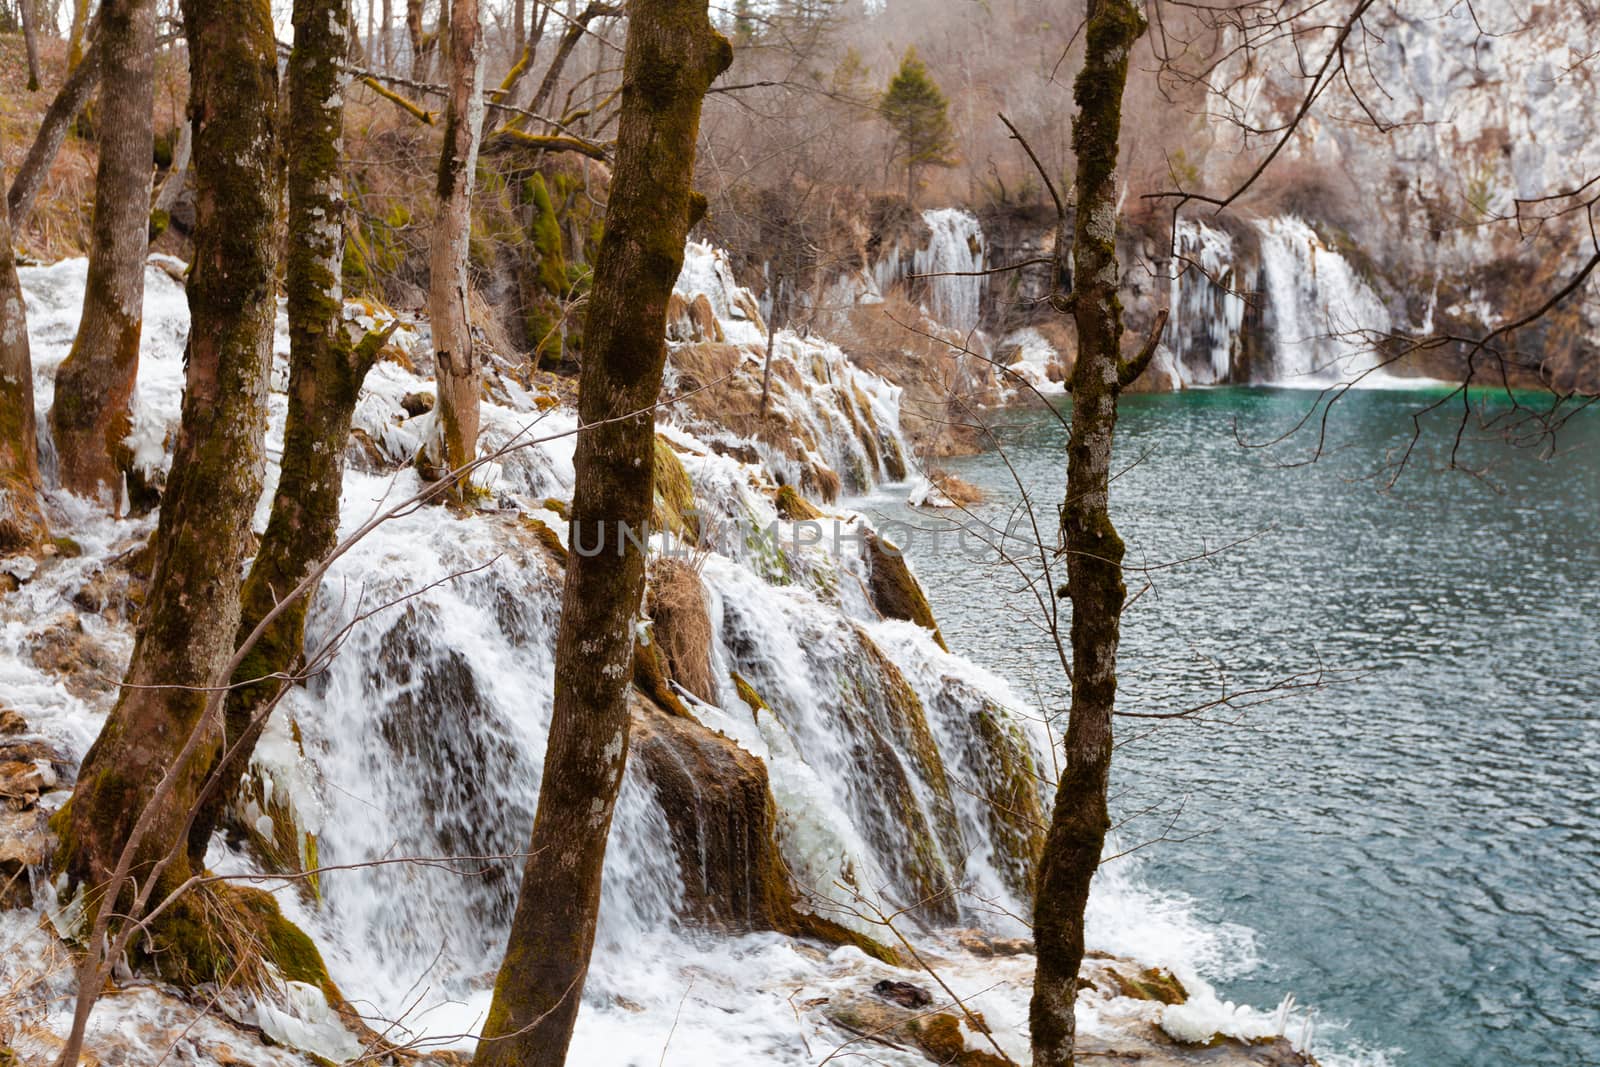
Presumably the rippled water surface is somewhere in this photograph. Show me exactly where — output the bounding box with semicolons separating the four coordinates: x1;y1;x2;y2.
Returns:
864;388;1600;1065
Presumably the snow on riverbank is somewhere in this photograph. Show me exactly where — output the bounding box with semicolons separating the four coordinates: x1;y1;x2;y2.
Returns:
0;253;1332;1066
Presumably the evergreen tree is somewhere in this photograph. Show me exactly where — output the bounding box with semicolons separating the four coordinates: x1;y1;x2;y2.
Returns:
733;0;755;43
880;46;956;204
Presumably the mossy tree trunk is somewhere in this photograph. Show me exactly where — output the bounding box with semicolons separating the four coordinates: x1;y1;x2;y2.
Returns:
0;131;48;556
1029;2;1147;1065
7;20;102;232
55;0;282;917
426;0;484;497
406;0;432;82
49;0;156;502
473;5;731;1064
149;120;192;239
68;0;91;68
19;0;42;92
186;0;389;863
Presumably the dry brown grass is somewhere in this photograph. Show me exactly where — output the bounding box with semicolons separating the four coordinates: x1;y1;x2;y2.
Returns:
2;35;96;259
831;294;997;459
647;556;716;705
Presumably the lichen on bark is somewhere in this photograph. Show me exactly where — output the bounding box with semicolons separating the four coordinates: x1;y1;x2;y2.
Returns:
474;4;732;1063
48;0;156;501
1029;1;1149;1064
52;0;286;995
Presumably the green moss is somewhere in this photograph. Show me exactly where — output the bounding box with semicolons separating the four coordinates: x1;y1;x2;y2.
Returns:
773;484;822;521
1108;965;1188;1005
520;514;568;566
731;670;768;717
141;882;334;993
51;536;83;558
970;701;1047;899
634;630;693;718
653;436;700;542
526;172;569;297
542;496;571;520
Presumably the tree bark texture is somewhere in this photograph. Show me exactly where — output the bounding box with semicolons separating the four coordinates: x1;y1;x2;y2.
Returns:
19;0;43;92
0;132;48;555
55;0;282;908
406;0;431;81
68;0;90;68
149;119;193;237
426;0;484;494
49;0;156;501
1028;2;1146;1065
185;0;389;863
381;0;392;68
473;4;731;1064
7;18;102;232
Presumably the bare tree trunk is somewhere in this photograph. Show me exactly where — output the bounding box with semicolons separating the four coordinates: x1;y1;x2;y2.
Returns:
381;0;391;69
405;0;427;80
7;17;102;232
54;0;282;917
187;0;391;859
1028;2;1148;1065
0;133;48;556
68;0;90;68
148;118;191;238
49;0;156;502
511;0;523;55
425;0;483;498
19;0;43;92
473;5;731;1064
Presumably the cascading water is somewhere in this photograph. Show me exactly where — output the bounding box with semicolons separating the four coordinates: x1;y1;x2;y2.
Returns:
1163;220;1252;385
1;249;1331;1066
1155;215;1393;387
1252;216;1393;385
912;208;987;337
668;243;911;497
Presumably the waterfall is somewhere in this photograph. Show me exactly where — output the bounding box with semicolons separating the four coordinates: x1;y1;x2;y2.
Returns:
3;251;1327;1066
669;243;911;496
1163;220;1251;385
912;208;987;336
1252;216;1393;385
1158;215;1393;387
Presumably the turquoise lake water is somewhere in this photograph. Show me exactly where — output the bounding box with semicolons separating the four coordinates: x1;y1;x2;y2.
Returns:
865;387;1600;1066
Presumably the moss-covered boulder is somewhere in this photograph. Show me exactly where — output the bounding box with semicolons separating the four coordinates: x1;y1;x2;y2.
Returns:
628;695;897;963
653;436;701;543
862;530;948;651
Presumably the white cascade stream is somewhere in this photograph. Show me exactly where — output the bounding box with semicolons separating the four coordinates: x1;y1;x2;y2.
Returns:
0;247;1345;1066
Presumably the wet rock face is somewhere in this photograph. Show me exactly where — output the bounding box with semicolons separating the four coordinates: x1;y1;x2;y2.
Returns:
933;679;1048;904
27;615;124;701
629;698;781;930
0;723;70;909
862;531;947;651
366;603;538;927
